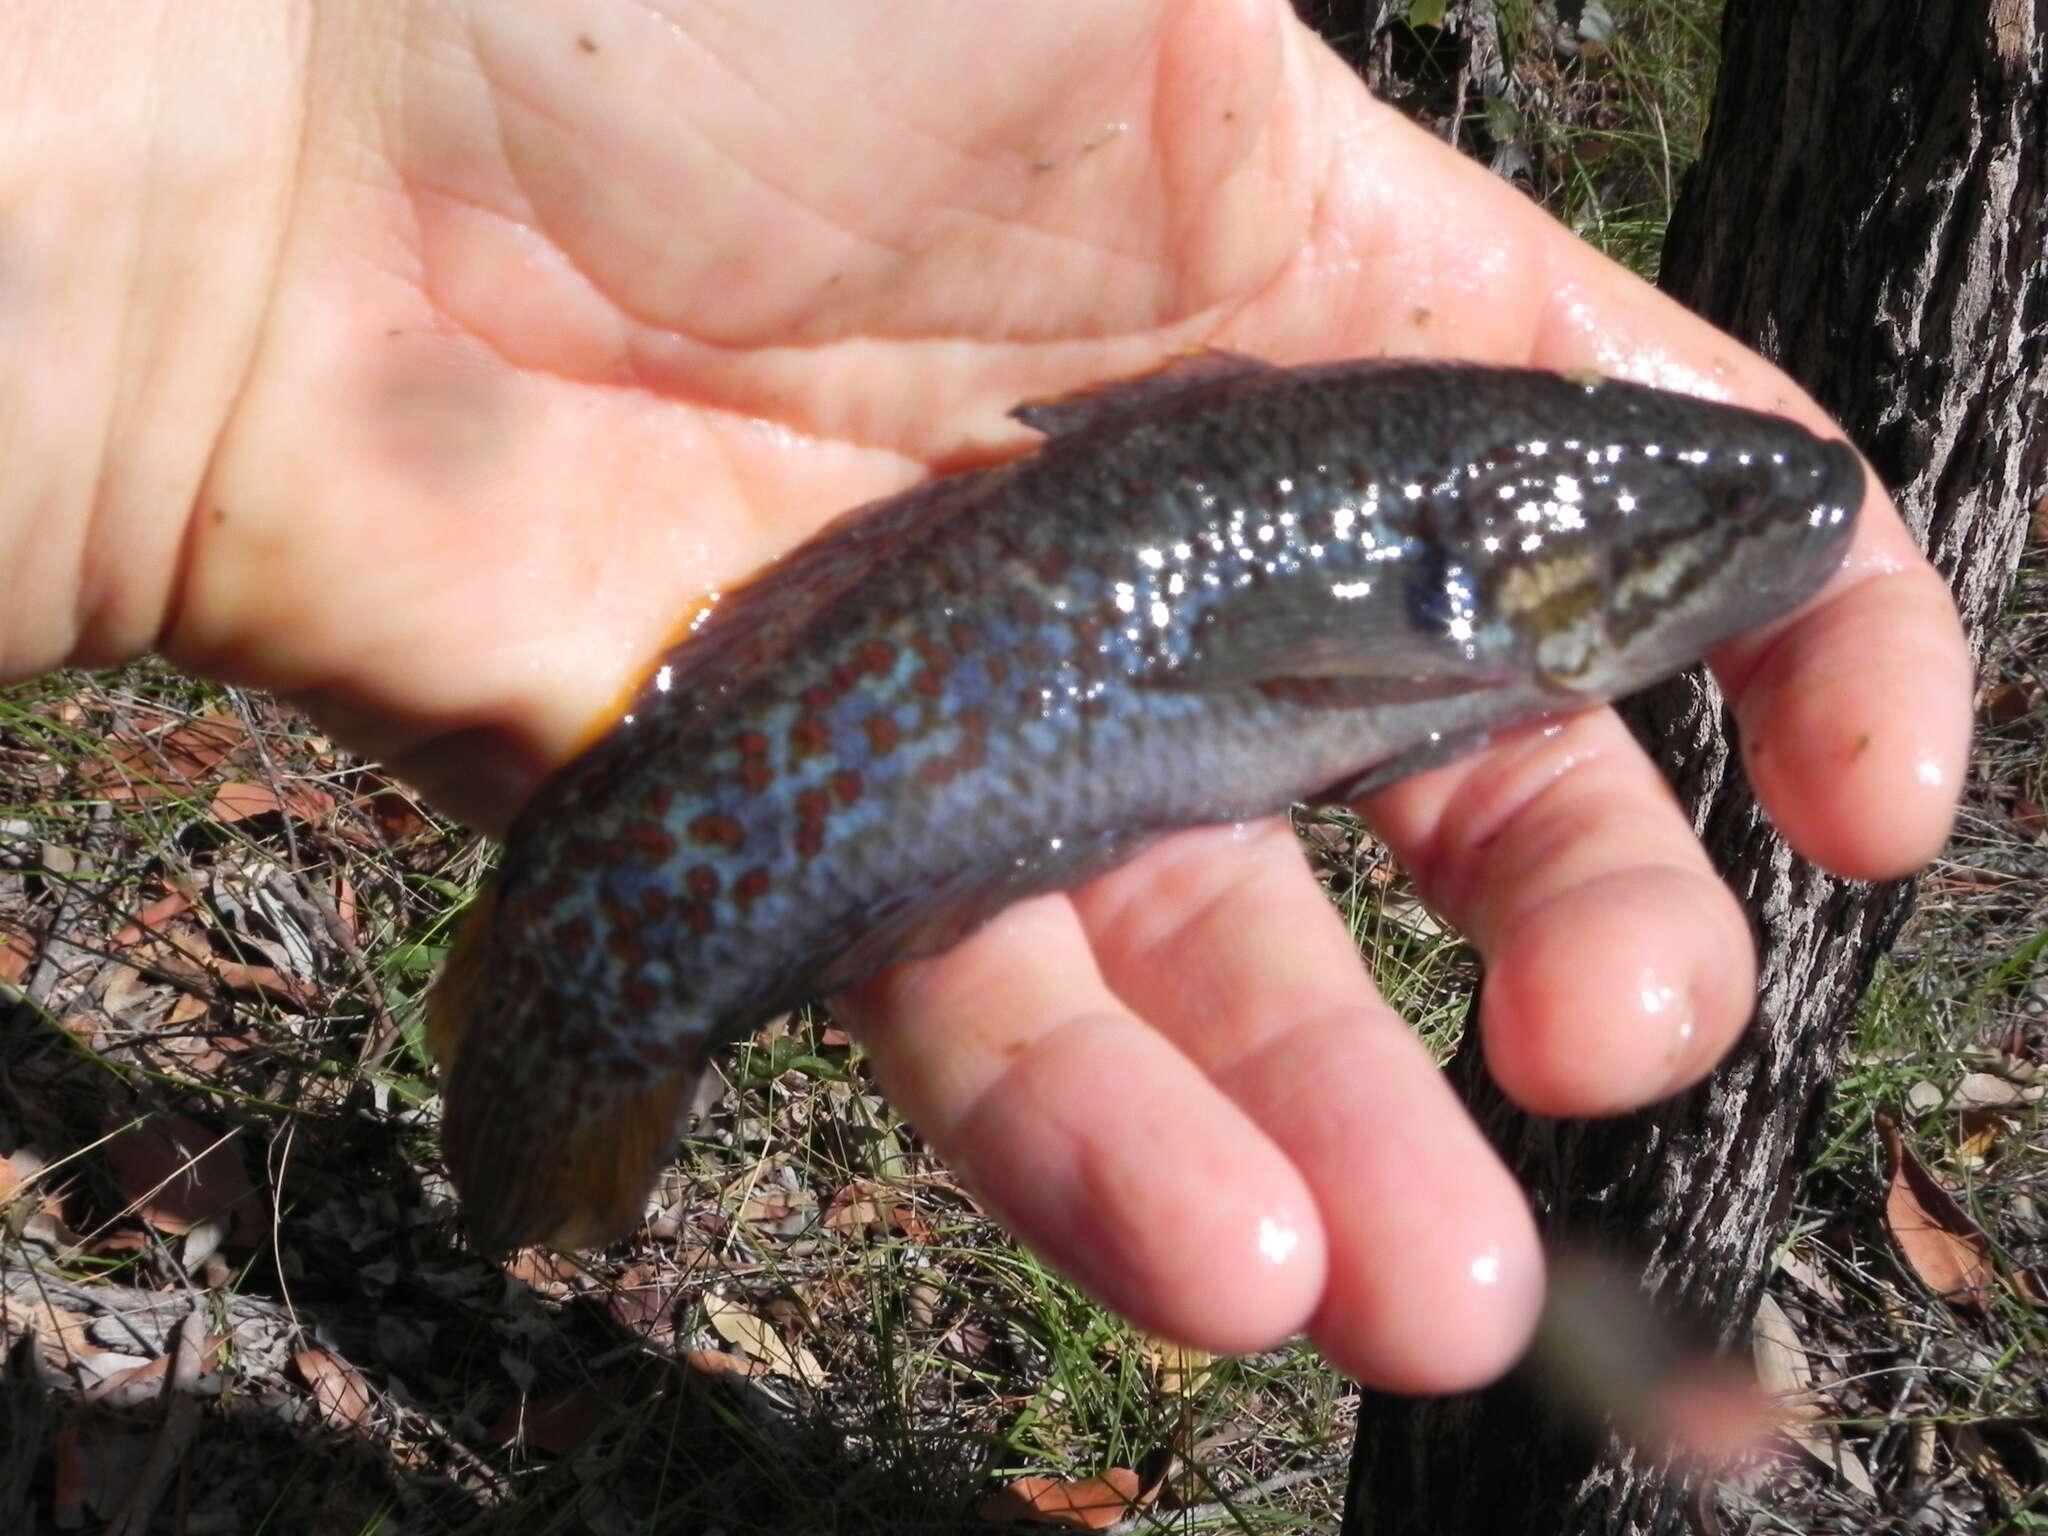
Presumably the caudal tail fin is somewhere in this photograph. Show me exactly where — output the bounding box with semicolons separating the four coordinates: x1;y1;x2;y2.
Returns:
428;886;703;1256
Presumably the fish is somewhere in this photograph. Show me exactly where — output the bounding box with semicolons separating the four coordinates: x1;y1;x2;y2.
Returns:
428;353;1862;1256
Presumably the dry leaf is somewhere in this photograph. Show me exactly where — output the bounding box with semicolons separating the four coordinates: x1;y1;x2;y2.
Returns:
112;890;196;949
365;786;430;845
294;1346;374;1433
823;1181;884;1234
333;876;359;943
1980;678;2041;727
1752;1292;1875;1494
488;1375;640;1454
83;716;245;801
207;957;312;1010
1903;1079;1946;1116
104;1114;258;1239
891;1204;937;1242
1953;1072;2024;1111
1751;1292;1820;1419
1955;1109;2009;1167
1137;1336;1213;1396
502;1249;576;1299
682;1347;765;1379
1948;1422;2026;1503
51;1423;87;1528
210;781;284;823
210;779;336;826
285;782;338;823
976;1468;1143;1530
0;929;34;986
703;1294;825;1387
1879;1114;1994;1312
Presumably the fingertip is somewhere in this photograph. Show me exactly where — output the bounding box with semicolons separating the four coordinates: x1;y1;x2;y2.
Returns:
1733;561;1970;882
1311;1150;1545;1393
1244;1017;1544;1393
1482;866;1756;1116
946;1013;1329;1357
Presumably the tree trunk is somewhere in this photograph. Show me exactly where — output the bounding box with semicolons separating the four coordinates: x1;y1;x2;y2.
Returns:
1331;3;2047;1532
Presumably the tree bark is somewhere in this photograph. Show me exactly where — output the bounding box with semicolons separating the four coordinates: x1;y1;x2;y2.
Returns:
1328;2;2047;1532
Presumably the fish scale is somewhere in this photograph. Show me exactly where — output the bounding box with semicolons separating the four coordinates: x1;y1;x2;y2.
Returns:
429;354;1863;1255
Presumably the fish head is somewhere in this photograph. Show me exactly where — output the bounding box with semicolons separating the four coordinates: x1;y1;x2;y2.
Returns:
1435;389;1864;702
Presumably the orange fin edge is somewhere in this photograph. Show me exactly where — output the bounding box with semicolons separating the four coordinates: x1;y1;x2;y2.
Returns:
426;883;497;1074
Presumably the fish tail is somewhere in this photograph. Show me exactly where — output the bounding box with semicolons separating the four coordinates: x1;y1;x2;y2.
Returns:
441;1043;700;1255
428;886;702;1255
426;883;496;1074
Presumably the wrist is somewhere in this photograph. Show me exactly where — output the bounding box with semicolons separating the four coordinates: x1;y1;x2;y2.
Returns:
0;2;310;678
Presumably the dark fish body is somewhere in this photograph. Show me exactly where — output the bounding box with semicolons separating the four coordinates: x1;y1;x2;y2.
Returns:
431;356;1862;1254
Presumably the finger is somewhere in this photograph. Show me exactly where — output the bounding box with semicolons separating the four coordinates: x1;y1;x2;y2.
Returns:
836;893;1328;1356
1071;820;1544;1393
1715;514;1972;879
1365;709;1757;1117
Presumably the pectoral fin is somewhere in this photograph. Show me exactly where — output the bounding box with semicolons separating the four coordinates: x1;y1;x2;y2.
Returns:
1154;582;1513;703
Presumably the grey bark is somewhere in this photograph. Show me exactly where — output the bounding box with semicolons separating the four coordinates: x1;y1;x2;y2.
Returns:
1326;2;2048;1532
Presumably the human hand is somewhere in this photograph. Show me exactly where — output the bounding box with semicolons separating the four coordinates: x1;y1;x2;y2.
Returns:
4;1;1969;1391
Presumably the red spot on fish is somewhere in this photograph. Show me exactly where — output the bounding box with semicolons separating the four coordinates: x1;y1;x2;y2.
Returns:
795;787;831;857
1079;693;1110;720
638;888;668;921
830;769;863;806
623;978;659;1014
802;683;836;712
689;812;745;850
857;639;897;677
739;759;773;793
678;899;716;934
626;821;675;861
734;868;772;908
736;729;770;760
863;714;900;754
686;865;720;900
912;709;991;787
985;654;1011;686
948;620;978;653
912;668;944;700
1007;592;1045;626
789;714;830;761
606;928;648;968
645;782;676;818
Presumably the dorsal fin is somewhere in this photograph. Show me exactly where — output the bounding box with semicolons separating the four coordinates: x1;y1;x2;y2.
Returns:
1011;349;1272;436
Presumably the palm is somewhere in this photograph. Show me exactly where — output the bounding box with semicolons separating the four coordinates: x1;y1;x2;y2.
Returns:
162;1;1967;1388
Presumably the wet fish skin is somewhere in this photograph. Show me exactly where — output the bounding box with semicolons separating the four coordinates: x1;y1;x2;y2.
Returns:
430;356;1863;1255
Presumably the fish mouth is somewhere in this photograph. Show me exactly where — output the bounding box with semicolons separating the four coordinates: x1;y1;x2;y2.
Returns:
1763;437;1863;607
1813;438;1866;543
